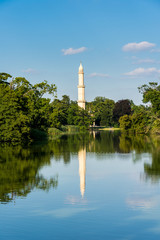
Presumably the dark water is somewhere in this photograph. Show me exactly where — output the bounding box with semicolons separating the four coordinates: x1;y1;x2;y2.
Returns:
1;131;160;240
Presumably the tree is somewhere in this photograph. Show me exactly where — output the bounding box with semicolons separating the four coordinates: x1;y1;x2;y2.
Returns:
0;74;57;142
119;115;132;130
100;99;115;126
138;82;160;116
0;83;30;142
113;99;131;124
0;72;12;84
87;97;115;126
67;101;79;125
131;106;152;134
74;108;92;131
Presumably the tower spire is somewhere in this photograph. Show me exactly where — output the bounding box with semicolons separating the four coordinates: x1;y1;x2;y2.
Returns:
78;62;85;109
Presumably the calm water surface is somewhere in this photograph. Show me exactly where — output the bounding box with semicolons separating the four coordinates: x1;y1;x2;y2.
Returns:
1;131;160;239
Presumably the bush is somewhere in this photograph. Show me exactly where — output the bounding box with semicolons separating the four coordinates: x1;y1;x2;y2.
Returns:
48;128;62;136
151;119;160;134
119;115;132;130
61;125;80;133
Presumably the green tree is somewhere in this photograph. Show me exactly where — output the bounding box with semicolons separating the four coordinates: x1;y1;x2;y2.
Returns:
119;114;132;131
50;99;67;128
0;75;57;142
87;97;115;126
131;106;152;134
100;99;115;126
138;82;160;116
119;105;153;134
0;83;30;142
67;101;79;125
74;108;92;131
0;72;12;84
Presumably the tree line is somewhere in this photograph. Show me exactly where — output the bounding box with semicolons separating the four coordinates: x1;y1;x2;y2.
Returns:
1;72;159;142
119;82;160;134
0;73;92;142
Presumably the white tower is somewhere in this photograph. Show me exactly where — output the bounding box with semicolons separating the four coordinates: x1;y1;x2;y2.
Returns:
78;62;85;109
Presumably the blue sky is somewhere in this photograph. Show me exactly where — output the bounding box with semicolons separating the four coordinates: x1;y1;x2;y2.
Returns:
0;0;160;104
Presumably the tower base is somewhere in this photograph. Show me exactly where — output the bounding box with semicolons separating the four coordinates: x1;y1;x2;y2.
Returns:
78;101;85;110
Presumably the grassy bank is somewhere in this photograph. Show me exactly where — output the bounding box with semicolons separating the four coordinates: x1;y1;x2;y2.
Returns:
48;125;81;140
99;127;120;131
90;126;120;131
32;126;121;142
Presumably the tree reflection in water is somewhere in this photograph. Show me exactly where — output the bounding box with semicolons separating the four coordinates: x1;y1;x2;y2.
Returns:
0;143;58;204
1;131;160;203
119;133;160;182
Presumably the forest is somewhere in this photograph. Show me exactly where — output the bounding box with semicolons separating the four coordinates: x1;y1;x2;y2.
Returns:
119;82;160;134
0;72;160;142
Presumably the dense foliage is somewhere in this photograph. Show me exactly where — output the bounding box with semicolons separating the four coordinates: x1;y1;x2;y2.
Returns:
0;74;57;142
86;97;115;126
113;99;131;124
1;71;160;142
50;96;92;130
0;73;92;142
119;82;160;134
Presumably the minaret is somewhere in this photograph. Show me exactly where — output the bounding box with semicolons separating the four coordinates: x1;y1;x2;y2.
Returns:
78;147;86;197
78;62;85;109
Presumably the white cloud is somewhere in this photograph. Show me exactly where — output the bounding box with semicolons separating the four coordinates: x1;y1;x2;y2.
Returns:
124;67;160;77
151;48;160;53
131;56;138;59
22;68;36;73
62;47;87;55
133;58;156;64
122;41;156;52
89;72;110;78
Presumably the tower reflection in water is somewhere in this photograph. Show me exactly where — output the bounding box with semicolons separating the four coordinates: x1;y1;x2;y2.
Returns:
78;147;86;197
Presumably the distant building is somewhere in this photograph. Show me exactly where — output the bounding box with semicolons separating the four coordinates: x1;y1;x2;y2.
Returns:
78;62;85;109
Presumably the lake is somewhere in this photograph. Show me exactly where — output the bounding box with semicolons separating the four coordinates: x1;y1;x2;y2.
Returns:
0;131;160;240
